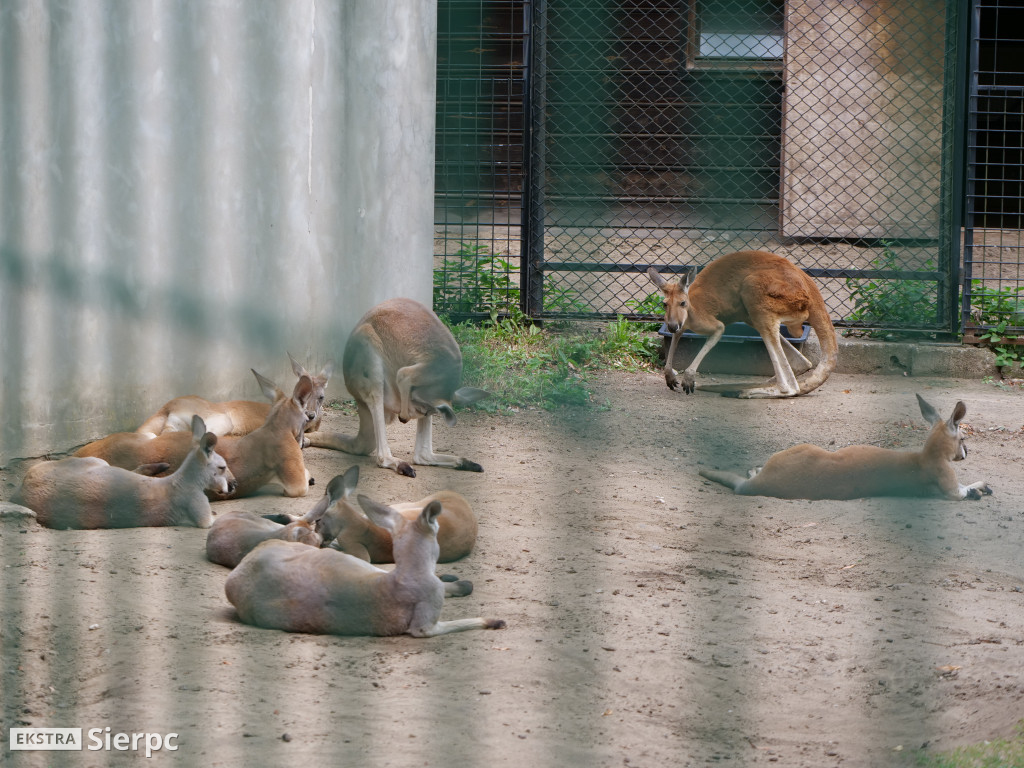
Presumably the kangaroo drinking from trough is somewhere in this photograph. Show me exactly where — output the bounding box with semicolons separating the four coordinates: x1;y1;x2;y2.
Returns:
136;353;331;442
698;395;993;501
647;250;838;398
306;297;488;477
205;473;351;568
224;494;506;637
76;370;317;499
13;416;235;529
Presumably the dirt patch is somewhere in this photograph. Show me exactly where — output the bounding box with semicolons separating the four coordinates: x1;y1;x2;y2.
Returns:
2;371;1024;767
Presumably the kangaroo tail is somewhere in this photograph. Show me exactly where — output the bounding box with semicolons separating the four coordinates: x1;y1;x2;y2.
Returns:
698;468;748;492
796;300;838;395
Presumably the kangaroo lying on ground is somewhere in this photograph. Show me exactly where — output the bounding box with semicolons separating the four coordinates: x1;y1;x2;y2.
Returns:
13;416;235;529
205;474;350;568
76;370;316;499
306;297;488;477
321;488;477;564
225;494;505;637
699;395;993;500
136;354;331;443
647;250;838;398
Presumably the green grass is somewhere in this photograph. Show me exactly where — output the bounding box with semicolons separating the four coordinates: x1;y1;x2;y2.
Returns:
912;723;1024;768
446;309;662;411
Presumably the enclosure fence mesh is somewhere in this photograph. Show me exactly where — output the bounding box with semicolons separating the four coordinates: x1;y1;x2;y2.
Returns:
435;0;1023;341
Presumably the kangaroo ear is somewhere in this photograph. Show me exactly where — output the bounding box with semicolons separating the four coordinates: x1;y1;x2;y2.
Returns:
948;401;967;430
318;362;333;382
916;393;942;426
200;432;218;456
436;404;457;427
190;415;207;441
647;267;668;290
252;369;281;401
356;495;403;533
421;499;443;526
340;464;359;497
453;387;489;406
292;374;315;405
288;352;307;378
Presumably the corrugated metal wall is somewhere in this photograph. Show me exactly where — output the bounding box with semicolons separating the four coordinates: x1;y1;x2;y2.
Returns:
0;0;437;464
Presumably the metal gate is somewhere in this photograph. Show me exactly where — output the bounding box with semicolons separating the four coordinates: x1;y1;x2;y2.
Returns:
962;0;1024;344
435;1;975;338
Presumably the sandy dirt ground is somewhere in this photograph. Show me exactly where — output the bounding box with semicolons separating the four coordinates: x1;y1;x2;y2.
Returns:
2;370;1024;768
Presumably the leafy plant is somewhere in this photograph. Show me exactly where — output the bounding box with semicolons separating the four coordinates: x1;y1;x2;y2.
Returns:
971;281;1024;369
434;242;592;316
844;242;939;336
434;242;520;315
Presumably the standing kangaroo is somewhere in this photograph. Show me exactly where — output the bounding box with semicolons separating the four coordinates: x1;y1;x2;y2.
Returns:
76;370;316;499
225;494;506;637
647;250;838;398
306;297;488;477
13;416;235;529
699;395;993;500
136;354;331;441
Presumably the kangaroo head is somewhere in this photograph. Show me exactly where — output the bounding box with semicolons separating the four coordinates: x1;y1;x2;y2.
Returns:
183;417;235;522
312;466;361;544
288;353;332;433
252;369;317;436
917;394;969;462
647;267;691;334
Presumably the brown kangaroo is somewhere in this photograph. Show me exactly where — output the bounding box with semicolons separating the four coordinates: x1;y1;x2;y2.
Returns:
306;297;488;476
76;370;317;499
647;250;838;398
225;494;506;638
136;353;331;441
321;488;477;564
205;473;350;568
13;416;235;529
699;395;993;500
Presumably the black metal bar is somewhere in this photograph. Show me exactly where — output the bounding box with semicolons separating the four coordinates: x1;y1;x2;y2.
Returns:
940;0;970;337
961;0;981;333
521;0;546;318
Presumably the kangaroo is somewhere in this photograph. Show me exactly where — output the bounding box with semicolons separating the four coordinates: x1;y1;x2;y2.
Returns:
323;489;477;564
13;416;235;529
647;250;838;398
205;473;350;568
76;370;317;499
306;297;489;477
136;354;331;441
224;494;506;637
699;395;993;501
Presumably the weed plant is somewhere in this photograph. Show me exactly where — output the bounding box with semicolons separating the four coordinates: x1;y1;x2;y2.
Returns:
446;308;662;411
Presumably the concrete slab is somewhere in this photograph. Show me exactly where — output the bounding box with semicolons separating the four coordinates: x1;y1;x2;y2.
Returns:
665;332;1000;379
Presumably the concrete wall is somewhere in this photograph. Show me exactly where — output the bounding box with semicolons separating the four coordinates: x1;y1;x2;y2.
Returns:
780;0;946;239
0;0;437;465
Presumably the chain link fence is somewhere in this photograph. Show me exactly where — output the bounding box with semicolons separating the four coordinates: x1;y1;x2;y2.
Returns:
434;0;1024;342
